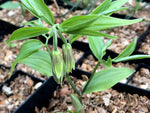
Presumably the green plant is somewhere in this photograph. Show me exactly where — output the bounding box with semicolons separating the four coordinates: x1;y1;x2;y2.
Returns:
6;0;150;112
0;1;20;9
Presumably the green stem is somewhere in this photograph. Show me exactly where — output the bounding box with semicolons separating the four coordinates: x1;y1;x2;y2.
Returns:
82;61;100;94
57;30;67;44
66;73;82;104
53;29;57;51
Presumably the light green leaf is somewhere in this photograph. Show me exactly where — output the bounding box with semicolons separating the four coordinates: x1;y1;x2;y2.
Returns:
29;0;54;25
91;0;112;14
66;29;117;39
16;39;44;61
83;16;143;31
88;36;104;60
83;68;134;94
71;94;84;113
21;0;54;25
102;39;112;57
59;15;99;32
21;0;40;18
10;39;44;75
100;56;112;68
113;55;150;62
68;34;81;44
0;1;20;9
19;50;52;76
113;38;137;61
107;0;128;11
21;19;44;27
7;27;50;43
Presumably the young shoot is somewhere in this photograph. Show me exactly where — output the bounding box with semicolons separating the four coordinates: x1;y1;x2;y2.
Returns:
6;0;150;112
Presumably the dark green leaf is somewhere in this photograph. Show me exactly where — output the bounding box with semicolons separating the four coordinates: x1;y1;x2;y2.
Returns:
83;68;134;94
113;38;137;61
113;55;150;62
7;27;50;43
0;1;20;9
19;50;52;76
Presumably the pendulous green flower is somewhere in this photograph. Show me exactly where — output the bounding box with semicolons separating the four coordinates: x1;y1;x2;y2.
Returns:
62;43;75;74
51;50;64;84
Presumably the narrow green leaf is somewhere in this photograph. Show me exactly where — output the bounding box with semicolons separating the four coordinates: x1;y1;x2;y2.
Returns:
113;38;137;61
68;34;81;44
59;15;99;32
107;0;128;11
83;16;143;31
83;68;134;94
21;0;54;25
71;94;84;112
100;56;112;68
91;0;112;14
0;1;20;9
21;0;40;18
102;39;112;57
7;27;50;43
88;36;104;59
16;39;44;61
113;55;150;62
19;50;52;76
21;19;44;27
29;0;54;25
66;29;117;39
10;39;43;76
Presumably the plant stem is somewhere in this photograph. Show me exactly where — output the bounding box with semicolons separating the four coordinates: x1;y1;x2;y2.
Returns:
57;30;67;44
53;29;57;51
82;61;100;94
66;73;82;104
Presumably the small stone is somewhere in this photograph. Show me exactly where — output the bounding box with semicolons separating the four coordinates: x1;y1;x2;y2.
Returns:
97;107;107;113
2;85;14;96
139;84;148;89
7;104;14;110
34;82;42;90
0;100;6;105
60;86;68;97
8;11;15;17
26;77;34;88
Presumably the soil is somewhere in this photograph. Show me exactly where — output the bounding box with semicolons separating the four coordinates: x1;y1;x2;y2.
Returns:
0;74;42;113
36;75;150;113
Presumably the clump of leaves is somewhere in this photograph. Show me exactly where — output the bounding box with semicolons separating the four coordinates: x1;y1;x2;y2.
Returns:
6;0;150;112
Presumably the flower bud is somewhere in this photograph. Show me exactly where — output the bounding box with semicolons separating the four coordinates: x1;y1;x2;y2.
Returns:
62;43;75;73
51;50;64;84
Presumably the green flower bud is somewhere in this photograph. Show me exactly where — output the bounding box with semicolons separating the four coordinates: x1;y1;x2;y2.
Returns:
62;43;75;74
51;50;64;84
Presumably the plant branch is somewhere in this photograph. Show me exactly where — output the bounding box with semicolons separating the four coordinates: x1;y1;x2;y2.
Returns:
57;30;67;44
53;28;57;51
66;73;82;104
82;61;100;94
